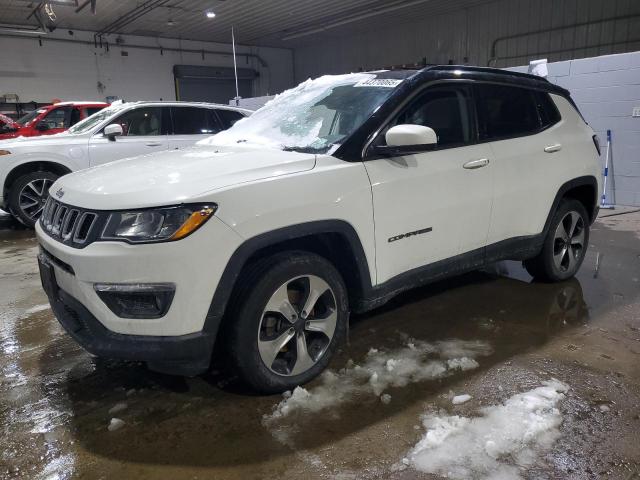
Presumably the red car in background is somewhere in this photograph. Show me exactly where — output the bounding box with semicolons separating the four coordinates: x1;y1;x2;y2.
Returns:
0;101;109;140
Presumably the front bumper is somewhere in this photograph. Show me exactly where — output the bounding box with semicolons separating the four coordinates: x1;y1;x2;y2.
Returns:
42;270;214;376
35;216;243;375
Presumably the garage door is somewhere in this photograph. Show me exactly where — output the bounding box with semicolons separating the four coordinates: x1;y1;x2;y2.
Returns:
173;65;256;104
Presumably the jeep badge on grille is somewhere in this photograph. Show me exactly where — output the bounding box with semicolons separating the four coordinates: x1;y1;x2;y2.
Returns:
55;188;64;199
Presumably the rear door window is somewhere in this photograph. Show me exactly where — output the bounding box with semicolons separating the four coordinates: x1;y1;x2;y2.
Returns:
69;108;82;126
41;107;70;129
215;109;245;130
475;84;541;140
171;107;223;135
85;107;105;117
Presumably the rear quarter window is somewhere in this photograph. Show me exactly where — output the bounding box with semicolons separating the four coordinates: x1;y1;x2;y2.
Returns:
534;91;561;128
476;84;541;140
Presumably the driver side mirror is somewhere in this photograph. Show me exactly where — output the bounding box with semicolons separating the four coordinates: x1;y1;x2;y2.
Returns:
370;124;437;157
104;123;123;141
36;122;50;132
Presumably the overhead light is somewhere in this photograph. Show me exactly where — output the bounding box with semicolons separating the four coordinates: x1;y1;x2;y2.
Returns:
0;23;47;35
205;11;216;19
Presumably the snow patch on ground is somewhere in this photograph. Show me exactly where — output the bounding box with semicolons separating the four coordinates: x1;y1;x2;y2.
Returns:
264;339;492;422
452;394;472;405
21;304;50;317
107;418;125;432
403;380;569;480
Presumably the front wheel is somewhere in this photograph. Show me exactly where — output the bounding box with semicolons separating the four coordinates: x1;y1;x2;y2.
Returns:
7;171;59;228
226;251;348;394
524;199;590;282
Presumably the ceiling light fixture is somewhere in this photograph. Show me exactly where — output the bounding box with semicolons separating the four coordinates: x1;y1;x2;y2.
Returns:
205;11;216;19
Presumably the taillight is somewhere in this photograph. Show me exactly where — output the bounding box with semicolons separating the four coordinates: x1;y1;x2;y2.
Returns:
592;135;601;156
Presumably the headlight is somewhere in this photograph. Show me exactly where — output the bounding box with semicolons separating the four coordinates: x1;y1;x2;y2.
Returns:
0;150;11;156
100;204;217;243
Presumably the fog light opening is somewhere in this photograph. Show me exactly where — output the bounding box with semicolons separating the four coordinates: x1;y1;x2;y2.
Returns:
94;283;175;319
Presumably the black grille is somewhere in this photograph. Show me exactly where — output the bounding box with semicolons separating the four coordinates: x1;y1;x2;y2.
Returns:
40;198;105;248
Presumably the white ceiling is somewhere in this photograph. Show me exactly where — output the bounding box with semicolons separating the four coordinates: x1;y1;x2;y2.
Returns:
0;0;496;47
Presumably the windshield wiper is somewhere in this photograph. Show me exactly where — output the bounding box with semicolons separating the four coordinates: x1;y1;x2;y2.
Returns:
282;145;326;153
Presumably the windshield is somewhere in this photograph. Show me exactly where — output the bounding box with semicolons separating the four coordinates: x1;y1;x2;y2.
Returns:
17;109;45;126
200;73;401;153
67;103;124;134
0;114;15;126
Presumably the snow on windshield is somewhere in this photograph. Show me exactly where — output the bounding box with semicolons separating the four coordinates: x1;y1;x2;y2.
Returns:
200;73;398;153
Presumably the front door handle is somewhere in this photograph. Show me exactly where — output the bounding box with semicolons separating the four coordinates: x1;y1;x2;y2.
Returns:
146;142;162;147
544;144;562;153
463;158;490;169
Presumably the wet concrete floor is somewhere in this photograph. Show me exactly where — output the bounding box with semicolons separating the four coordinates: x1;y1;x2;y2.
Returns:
0;209;639;479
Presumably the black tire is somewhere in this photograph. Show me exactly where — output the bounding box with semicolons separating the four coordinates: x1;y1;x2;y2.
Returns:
524;198;590;282
225;251;349;394
7;171;59;228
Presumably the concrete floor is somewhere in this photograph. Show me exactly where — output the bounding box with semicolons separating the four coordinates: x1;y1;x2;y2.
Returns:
0;209;639;480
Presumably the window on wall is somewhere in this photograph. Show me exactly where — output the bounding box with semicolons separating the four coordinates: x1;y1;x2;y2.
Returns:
171;107;223;135
386;85;474;148
476;84;541;140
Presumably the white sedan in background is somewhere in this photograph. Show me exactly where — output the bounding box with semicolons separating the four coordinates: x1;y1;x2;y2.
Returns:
0;101;251;227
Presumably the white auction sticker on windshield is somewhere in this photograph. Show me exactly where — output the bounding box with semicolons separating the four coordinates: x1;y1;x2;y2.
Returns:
354;78;403;88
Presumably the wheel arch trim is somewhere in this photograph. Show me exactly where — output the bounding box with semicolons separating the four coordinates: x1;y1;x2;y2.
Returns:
3;160;73;199
543;176;599;234
202;219;373;338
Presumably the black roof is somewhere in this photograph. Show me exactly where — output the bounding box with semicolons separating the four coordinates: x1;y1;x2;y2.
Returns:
335;65;572;162
373;64;568;97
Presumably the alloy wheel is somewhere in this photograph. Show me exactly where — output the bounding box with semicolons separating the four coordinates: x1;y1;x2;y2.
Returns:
258;274;337;376
552;211;585;273
18;178;53;221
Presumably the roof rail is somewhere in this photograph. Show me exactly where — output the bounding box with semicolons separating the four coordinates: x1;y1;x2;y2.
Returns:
425;65;549;83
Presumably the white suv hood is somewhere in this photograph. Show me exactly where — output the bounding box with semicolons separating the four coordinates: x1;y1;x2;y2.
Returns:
0;132;86;148
51;145;316;210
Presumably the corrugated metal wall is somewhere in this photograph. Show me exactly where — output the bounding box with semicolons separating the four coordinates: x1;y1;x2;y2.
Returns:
293;0;640;81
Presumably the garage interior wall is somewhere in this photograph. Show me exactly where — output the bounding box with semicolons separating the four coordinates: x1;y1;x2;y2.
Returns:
0;29;294;103
292;0;640;81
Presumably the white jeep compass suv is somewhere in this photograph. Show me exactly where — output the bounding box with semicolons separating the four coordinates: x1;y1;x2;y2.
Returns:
0;101;250;227
35;66;602;393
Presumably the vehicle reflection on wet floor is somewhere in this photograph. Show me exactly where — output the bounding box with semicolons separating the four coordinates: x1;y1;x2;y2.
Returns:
1;213;639;479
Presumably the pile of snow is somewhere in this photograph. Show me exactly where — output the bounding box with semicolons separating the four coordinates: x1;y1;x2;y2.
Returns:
403;380;569;480
452;394;472;405
107;418;125;432
264;339;492;422
200;73;374;151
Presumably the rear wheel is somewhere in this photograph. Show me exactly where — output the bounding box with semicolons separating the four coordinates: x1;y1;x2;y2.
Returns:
7;171;59;228
524;199;590;282
226;251;348;393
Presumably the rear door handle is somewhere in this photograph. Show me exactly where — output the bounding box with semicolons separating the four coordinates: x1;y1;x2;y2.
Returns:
463;158;490;169
544;144;562;153
146;142;162;147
